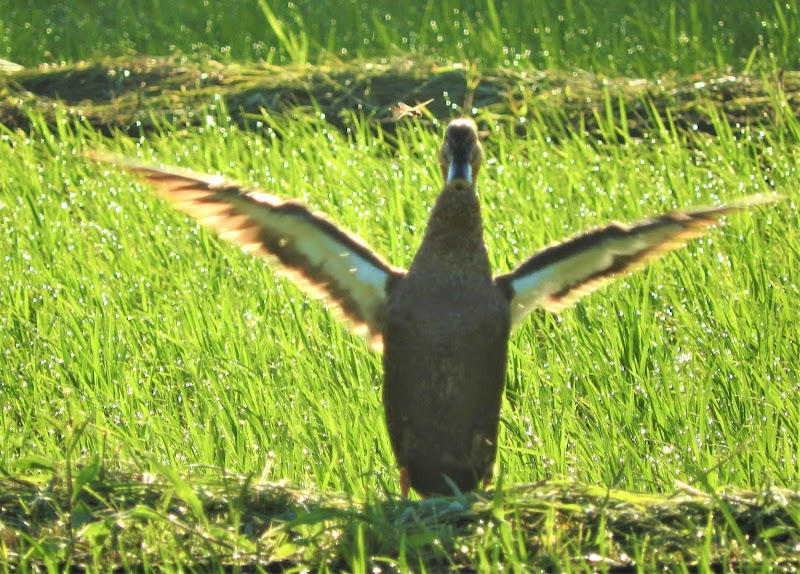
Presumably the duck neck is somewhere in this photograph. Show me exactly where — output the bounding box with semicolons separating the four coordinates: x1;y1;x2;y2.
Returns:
411;183;490;274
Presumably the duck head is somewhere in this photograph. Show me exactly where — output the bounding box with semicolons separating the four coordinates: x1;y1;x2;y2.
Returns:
439;118;483;188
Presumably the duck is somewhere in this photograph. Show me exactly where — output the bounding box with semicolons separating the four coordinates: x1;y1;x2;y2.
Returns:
94;117;776;497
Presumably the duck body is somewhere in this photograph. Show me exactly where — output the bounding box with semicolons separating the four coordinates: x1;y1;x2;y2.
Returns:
383;182;511;495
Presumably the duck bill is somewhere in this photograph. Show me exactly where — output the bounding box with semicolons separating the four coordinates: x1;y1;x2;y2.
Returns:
447;158;472;186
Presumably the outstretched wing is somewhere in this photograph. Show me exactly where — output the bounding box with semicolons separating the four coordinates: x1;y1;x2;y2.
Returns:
93;155;404;349
495;196;778;327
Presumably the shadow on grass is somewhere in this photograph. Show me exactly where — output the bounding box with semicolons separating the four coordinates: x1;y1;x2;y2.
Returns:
1;56;799;145
1;463;798;571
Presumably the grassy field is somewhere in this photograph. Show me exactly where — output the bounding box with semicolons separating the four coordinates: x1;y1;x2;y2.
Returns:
1;0;799;571
2;0;799;73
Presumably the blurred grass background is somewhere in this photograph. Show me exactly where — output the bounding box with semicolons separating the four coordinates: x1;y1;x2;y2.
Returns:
1;0;798;73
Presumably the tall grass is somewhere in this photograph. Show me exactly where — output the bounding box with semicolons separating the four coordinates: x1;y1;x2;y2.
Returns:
2;0;799;568
1;101;797;498
1;0;798;73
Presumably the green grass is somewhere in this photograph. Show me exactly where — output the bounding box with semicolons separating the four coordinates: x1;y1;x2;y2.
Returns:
3;469;799;571
1;96;798;569
1;0;799;73
1;0;799;569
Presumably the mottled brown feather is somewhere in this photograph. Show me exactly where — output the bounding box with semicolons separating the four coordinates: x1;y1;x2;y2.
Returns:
93;156;403;348
496;196;779;324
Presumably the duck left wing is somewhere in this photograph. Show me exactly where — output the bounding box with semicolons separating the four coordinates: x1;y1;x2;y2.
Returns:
495;196;778;327
94;156;404;349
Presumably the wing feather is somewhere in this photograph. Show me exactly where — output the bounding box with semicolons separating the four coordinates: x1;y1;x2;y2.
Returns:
495;196;779;327
93;155;404;349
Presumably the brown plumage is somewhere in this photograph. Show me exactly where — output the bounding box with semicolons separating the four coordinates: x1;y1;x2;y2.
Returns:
91;118;778;496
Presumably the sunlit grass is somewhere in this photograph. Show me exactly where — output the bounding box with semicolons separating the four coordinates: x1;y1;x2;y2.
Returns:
0;95;800;572
1;0;798;73
2;102;797;497
0;114;796;570
2;0;799;569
